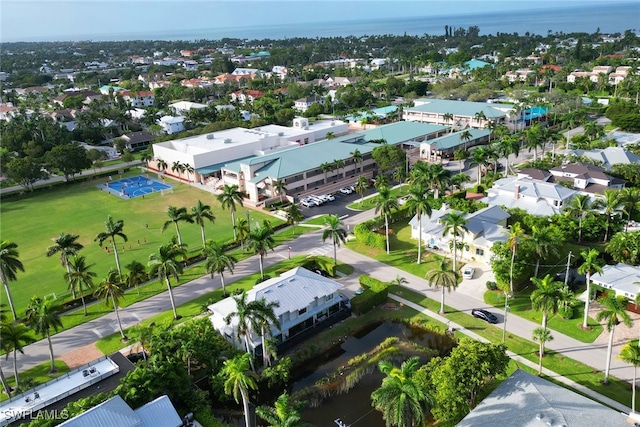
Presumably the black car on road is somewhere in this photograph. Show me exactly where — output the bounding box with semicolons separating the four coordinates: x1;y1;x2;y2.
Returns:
471;308;498;324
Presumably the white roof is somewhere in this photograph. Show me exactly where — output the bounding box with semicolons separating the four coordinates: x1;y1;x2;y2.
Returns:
481;177;576;216
565;146;640;170
169;100;206;111
159;115;184;124
591;263;640;299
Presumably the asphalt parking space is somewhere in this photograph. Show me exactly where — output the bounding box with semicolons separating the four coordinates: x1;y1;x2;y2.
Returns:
298;187;377;219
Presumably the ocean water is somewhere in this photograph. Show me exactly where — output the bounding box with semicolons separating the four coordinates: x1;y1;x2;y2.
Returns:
65;2;638;42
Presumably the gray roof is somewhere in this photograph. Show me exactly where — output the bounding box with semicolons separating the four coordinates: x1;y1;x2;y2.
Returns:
135;395;183;427
591;263;640;299
564;146;640;171
457;369;630;427
482;177;576;216
407;98;512;118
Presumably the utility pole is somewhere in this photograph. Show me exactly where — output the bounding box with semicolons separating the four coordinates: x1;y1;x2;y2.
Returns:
564;251;573;290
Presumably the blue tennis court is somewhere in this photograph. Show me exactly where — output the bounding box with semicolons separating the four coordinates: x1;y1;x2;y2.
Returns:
99;175;172;199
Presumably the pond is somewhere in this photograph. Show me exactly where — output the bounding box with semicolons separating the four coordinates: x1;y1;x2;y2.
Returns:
295;321;454;427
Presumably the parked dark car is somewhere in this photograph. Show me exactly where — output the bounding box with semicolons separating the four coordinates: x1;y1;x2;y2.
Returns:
471;308;498;324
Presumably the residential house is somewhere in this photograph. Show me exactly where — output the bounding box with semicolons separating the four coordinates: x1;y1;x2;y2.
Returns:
503;68;533;83
169;101;207;115
409;205;511;264
58;395;182;427
149;80;171;90
231;90;265;105
548;163;625;195
137;73;166;84
294;95;325;112
121;131;155;151
325;76;359;87
121;90;155;107
180;78;212;88
591;263;640;303
52;90;99;107
482;176;577;216
231;67;265;77
0;105;19;121
208;267;348;355
99;85;125;95
45;109;78;131
458;369;631;427
564;146;640;171
158;115;185;134
182;60;199;71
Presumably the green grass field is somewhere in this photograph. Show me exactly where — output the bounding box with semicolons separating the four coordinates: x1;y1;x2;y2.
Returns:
0;169;281;315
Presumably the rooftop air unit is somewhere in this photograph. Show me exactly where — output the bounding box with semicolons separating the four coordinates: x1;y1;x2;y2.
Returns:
224;138;232;143
206;133;214;140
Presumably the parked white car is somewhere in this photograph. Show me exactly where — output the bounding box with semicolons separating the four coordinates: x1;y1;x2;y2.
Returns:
301;198;316;208
462;266;475;280
339;187;353;194
321;194;335;201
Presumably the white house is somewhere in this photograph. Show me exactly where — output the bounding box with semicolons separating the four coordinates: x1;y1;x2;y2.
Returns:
169;101;207;115
591;263;640;301
548;163;625;194
482;177;577;216
564;146;640;171
158;115;185;134
122;90;155;107
208;267;347;354
294;95;325;112
409;205;511;264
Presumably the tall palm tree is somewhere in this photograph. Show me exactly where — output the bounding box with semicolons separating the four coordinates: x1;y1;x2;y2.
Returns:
371;357;432;427
0;321;33;388
596;295;632;384
0;319;12;397
148;242;186;320
443;112;454;129
225;291;260;370
460;129;473;151
322;215;348;266
355;175;369;206
171;160;183;180
272;179;287;203
94;268;128;340
424;256;458;314
217;184;245;241
252;297;281;368
350;149;363;174
191;200;216;248
405;185;433;264
221;354;258;427
94;216;127;279
25;296;63;373
594;189;622;242
156;158;168;175
246;224;275;279
453;148;469;174
441;211;468;274
256;392;303;427
0;240;24;320
499;135;520;176
65;255;96;316
471;146;491;184
333;159;345;179
286;204;304;236
530;226;561;278
532;327;553;375
320;162;333;183
46;232;84;299
619;187;640;232
162;206;194;247
530;274;563;331
374;186;398;254
578;248;604;329
204;240;237;296
184;164;195;184
619;340;640;413
474;110;487;126
563;194;592;243
125;260;147;295
506;222;525;294
234;217;251;251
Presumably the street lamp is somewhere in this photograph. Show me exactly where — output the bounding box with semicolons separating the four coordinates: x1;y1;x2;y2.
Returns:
288;246;291;260
502;292;512;343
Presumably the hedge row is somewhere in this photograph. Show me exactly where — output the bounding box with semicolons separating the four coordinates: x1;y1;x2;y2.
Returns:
354;220;386;249
350;274;389;315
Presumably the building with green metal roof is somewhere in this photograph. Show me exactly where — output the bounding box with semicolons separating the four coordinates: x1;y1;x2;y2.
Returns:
403;98;513;131
421;128;491;162
221;121;448;204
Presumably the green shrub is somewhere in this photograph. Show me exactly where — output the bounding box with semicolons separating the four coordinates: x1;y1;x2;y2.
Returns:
486;281;498;291
558;306;574;319
255;274;272;285
359;275;388;292
351;275;389;315
354;221;385;249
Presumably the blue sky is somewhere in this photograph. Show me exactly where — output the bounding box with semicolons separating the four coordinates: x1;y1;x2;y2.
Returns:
0;0;627;42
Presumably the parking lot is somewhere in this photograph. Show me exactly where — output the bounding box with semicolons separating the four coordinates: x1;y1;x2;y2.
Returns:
298;185;378;219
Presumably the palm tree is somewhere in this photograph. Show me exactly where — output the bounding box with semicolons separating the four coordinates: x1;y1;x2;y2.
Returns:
225;291;260;370
25;296;63;373
443;112;454;129
0;240;24;320
46;232;84;299
65;255;96;316
286;204;304;236
191;200;216;248
355;175;369;206
530;274;563;331
217;184;245;241
619;187;640;232
470;146;491;184
162;206;194;247
425;256;458;314
123;260;147;296
350;149;363;174
0;323;12;397
0;321;33;388
235;217;251;251
371;357;432;427
404;185;433;264
578;248;604;329
530;226;561;278
94;268;128;340
596;295;632;384
441;211;468;274
460;129;473;151
94;216;127;279
252;298;281;368
148;242;186;320
156;158;168;175
221;354;258;427
374;186;398;254
453;149;468;174
499;135;520;176
333;159;345;179
373;174;389;190
322;215;348;267
246;224;275;279
474;110;487;127
272;179;287;202
532;327;553;375
563;194;592;243
184;164;195;184
320;162;333;183
204;240;237;296
256;392;303;427
619;340;640;413
171;160;183;180
594;189;622;242
506;222;525;294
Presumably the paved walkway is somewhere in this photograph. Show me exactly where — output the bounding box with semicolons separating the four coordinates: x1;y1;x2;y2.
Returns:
1;209;636;412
